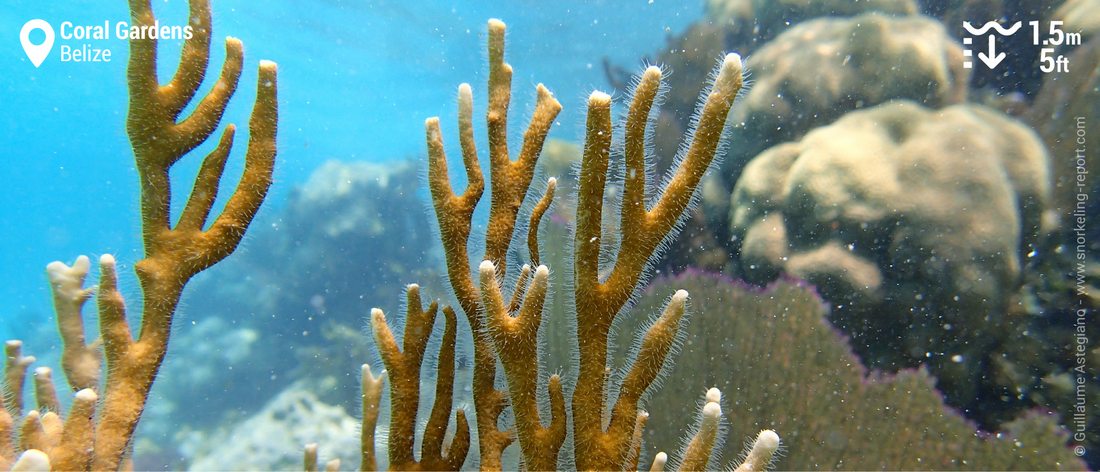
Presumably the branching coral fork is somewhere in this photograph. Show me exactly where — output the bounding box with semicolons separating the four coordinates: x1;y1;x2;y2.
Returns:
571;54;744;471
425;18;561;469
94;0;277;467
370;285;470;470
479;262;567;471
0;0;278;469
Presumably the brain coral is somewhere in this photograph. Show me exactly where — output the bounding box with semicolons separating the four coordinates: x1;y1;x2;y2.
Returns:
720;13;969;189
729;100;1053;403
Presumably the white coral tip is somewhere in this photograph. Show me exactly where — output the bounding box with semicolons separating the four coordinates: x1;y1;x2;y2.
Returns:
10;449;50;472
723;53;743;71
673;289;689;303
651;452;668;471
756;429;780;450
703;401;722;420
589;90;612;105
75;388;97;402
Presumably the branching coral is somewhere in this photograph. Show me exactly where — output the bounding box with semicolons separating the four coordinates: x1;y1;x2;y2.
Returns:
2;0;277;469
357;18;776;471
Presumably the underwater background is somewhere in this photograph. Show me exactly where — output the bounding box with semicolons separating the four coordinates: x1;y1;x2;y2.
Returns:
1;0;1098;470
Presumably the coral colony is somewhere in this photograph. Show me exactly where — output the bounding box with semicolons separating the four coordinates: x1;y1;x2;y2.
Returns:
360;18;778;472
1;0;276;469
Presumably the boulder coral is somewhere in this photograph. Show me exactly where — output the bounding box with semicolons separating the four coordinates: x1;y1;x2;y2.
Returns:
721;13;969;188
730;100;1053;410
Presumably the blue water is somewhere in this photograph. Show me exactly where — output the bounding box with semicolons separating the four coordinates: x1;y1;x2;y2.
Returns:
0;0;701;340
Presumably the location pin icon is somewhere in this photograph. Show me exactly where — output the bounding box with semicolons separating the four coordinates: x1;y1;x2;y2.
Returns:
20;19;55;68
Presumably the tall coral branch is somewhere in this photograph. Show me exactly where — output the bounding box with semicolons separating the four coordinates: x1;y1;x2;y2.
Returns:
0;0;279;469
572;54;743;471
426;18;561;468
414;18;748;471
73;2;278;467
45;256;99;393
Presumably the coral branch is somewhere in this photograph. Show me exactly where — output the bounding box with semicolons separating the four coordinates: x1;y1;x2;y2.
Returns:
47;390;97;472
677;388;724;471
370;285;468;470
425;19;561;468
3;342;34;418
480;262;566;470
650;452;668;472
572;53;744;472
9;449;49;472
528;177;557;266
31;368;59;414
608;291;689;444
732;430;781;472
304;443;319;472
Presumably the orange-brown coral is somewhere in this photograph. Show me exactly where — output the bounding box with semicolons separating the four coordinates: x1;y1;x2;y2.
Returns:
359;18;769;472
2;0;277;469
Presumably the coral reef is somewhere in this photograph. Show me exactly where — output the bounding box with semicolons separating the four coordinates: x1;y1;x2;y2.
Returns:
356;18;778;472
190;159;433;334
729;100;1059;427
1;0;277;469
185;158;435;389
629;272;1087;470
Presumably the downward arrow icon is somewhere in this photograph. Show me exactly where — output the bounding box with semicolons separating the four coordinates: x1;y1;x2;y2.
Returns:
978;34;1005;69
